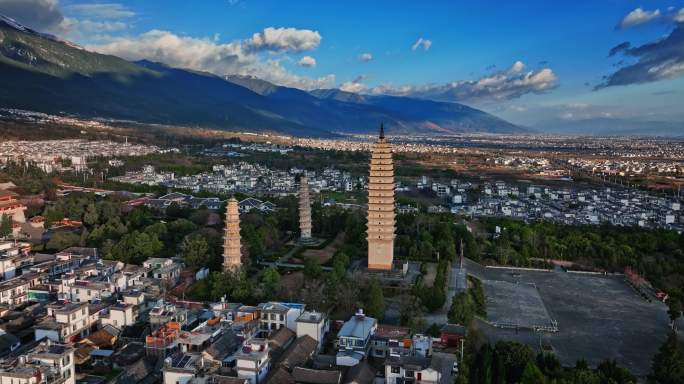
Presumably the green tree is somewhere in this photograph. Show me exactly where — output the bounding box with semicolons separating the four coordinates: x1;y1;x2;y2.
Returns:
449;291;475;325
652;332;684;384
565;369;600;384
232;273;255;302
520;363;545;384
46;231;80;251
82;203;99;226
0;214;12;238
189;208;210;226
596;360;636;384
166;202;191;219
667;296;682;325
209;270;255;303
98;201;120;223
495;341;536;383
210;271;236;301
127;206;154;229
180;235;211;269
303;257;323;279
363;278;385;320
104;231;162;264
43;205;64;225
472;344;495;384
262;268;281;300
79;227;89;247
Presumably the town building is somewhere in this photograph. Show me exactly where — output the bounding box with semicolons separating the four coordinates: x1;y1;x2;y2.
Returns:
0;190;26;225
0;240;31;280
295;311;328;351
100;302;137;328
35;303;94;343
235;338;271;384
258;302;304;334
0;342;75;384
439;324;467;347
143;257;183;284
336;309;377;367
384;353;456;384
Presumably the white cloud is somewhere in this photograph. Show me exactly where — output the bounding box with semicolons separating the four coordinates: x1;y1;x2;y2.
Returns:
0;0;71;33
509;60;525;73
359;52;373;62
675;8;684;23
87;30;335;90
256;59;335;89
88;30;248;74
64;3;135;19
411;37;432;51
75;19;128;32
297;55;316;67
247;27;321;52
618;7;661;29
340;75;368;93
0;0;137;39
367;61;558;103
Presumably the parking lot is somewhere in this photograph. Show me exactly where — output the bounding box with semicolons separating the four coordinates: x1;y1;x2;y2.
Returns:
483;279;555;330
466;259;670;377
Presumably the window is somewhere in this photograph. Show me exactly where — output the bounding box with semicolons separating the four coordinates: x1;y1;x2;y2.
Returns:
406;370;414;378
391;366;400;374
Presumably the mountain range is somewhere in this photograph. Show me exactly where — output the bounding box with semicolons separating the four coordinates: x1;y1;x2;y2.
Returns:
0;15;524;137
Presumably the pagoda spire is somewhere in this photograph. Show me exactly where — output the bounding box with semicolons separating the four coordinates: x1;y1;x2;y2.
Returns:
367;123;395;270
299;175;312;242
223;196;242;270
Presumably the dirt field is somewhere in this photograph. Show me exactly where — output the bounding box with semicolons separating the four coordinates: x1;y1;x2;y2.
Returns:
279;270;304;298
291;233;345;265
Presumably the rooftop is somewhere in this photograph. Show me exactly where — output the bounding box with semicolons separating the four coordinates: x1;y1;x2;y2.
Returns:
338;312;376;340
296;311;325;324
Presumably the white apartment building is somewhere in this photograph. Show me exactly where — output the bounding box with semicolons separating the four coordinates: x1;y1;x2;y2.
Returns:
258;302;304;334
100;302;137;328
0;342;75;384
295;311;328;351
35;303;95;343
0;241;32;280
385;354;449;384
235;338;271;384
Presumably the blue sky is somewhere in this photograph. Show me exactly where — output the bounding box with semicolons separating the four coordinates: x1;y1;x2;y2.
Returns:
2;0;684;126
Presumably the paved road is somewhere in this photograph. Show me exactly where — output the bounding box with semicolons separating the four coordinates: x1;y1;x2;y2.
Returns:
258;259;333;271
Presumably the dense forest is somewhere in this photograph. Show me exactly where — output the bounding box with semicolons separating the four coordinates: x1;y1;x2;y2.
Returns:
458;339;637;384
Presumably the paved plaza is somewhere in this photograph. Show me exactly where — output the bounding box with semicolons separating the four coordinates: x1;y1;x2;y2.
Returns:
465;259;670;378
